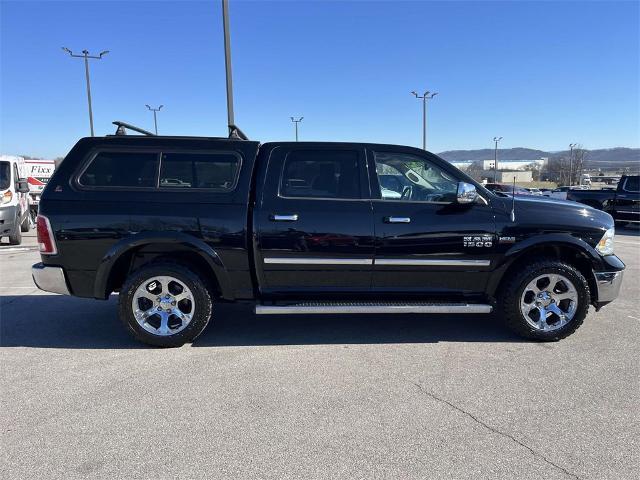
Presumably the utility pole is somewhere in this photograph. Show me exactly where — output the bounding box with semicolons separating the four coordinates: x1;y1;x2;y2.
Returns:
145;105;163;135
290;117;303;141
569;143;577;186
62;47;109;136
493;136;503;183
411;90;438;150
221;0;235;134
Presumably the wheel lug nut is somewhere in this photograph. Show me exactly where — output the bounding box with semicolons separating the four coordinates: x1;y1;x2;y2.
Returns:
171;301;176;306
157;306;161;310
166;309;171;313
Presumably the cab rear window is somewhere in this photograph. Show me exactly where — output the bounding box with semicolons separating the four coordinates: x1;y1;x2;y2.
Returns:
78;150;241;192
159;152;240;191
79;152;158;188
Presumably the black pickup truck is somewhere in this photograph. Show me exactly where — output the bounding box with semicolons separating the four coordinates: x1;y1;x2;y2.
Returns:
32;132;625;346
566;175;640;226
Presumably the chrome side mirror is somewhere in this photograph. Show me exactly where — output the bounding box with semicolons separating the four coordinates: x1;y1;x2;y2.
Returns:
457;181;478;204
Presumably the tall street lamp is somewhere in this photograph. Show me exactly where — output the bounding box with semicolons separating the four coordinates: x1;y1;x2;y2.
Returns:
411;90;438;150
146;105;164;135
493;136;503;182
221;0;236;135
62;47;109;136
290;117;303;141
569;143;577;186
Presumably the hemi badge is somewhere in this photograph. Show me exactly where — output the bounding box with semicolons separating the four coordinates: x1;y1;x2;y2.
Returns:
499;236;516;244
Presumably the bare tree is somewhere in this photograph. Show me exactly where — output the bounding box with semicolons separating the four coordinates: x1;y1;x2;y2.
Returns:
525;162;542;181
465;160;484;181
572;146;587;185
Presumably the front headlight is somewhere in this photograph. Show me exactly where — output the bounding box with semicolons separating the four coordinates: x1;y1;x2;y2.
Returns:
596;227;615;256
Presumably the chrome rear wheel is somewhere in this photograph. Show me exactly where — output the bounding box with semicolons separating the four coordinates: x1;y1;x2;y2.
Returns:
132;275;195;336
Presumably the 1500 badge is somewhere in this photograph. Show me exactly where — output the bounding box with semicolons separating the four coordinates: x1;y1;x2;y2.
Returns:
463;235;493;247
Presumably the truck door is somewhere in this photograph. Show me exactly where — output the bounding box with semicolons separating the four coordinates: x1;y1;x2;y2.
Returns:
367;147;497;295
614;176;640;224
254;144;374;295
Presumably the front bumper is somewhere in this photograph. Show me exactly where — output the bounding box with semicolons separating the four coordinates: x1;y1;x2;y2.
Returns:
32;263;70;295
593;270;624;304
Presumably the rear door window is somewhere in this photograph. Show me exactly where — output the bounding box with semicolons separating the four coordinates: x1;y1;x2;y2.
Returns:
280;149;361;199
79;151;159;188
159;152;241;191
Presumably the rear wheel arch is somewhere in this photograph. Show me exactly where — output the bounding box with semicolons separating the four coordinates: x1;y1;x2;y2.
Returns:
95;234;231;300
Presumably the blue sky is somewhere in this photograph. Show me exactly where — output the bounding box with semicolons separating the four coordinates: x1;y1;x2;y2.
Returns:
1;0;638;158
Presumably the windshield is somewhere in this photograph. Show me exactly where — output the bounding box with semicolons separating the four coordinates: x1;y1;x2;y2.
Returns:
0;162;10;190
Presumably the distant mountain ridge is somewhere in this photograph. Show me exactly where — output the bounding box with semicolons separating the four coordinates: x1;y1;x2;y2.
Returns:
438;147;639;168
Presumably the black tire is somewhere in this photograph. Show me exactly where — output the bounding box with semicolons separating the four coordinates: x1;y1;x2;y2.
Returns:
499;259;590;341
8;219;22;245
118;262;214;347
20;212;30;232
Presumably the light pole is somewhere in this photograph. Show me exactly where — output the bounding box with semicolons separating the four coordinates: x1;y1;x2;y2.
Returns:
290;117;303;141
493;136;503;183
146;105;163;135
411;90;438;150
221;0;235;135
569;143;577;186
62;47;109;136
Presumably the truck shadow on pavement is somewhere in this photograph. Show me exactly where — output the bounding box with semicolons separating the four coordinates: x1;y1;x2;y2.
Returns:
0;295;524;349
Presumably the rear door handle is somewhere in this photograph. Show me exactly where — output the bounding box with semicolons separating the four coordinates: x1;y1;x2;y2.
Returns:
270;214;299;222
384;216;411;223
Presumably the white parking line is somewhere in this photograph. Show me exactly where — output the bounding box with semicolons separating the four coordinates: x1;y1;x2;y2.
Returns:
0;247;38;254
617;241;640;246
628;315;640;322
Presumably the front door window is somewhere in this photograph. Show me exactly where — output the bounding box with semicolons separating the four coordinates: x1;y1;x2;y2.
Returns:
374;151;458;203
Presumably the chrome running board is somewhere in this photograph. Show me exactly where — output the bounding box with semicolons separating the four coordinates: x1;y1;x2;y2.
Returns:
255;302;492;315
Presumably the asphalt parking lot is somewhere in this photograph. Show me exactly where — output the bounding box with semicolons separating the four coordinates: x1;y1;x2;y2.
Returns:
1;229;639;480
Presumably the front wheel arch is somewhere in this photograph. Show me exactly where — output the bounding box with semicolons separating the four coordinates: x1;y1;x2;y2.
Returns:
488;242;598;306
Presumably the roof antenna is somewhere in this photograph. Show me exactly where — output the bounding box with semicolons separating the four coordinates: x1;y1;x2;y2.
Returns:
511;175;516;222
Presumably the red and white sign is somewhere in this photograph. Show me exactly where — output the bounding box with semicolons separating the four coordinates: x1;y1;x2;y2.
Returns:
25;160;56;202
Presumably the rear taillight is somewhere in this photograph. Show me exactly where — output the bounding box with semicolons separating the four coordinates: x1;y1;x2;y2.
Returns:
37;215;57;255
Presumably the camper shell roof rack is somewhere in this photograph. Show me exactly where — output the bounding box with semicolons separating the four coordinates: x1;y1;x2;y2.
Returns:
109;121;250;141
111;121;156;136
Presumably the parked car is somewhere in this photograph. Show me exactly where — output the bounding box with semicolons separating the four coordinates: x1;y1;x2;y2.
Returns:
526;187;543;196
549;186;573;200
0;155;31;245
484;183;532;196
566;175;639;226
32;130;625;346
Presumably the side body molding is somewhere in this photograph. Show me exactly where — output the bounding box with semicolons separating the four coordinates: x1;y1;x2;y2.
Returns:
93;231;232;300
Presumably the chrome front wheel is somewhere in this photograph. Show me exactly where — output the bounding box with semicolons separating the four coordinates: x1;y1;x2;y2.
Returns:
520;273;578;332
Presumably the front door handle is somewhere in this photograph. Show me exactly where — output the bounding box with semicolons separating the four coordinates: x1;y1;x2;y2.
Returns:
384;216;411;223
270;214;299;222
